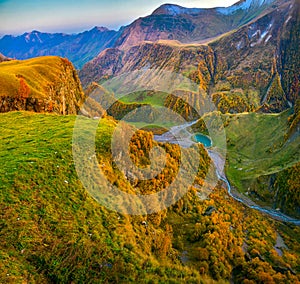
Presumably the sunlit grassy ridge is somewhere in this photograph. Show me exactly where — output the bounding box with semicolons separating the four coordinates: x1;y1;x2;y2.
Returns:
118;91;168;106
0;56;84;115
0;57;70;98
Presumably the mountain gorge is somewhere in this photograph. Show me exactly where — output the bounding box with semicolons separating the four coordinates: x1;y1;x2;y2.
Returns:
1;111;299;283
0;0;300;283
78;0;300;222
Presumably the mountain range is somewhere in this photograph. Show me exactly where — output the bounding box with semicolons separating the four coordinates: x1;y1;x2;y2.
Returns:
0;27;118;69
80;0;299;112
0;0;288;69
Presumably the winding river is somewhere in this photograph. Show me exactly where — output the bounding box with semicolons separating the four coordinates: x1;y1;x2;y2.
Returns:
154;121;300;226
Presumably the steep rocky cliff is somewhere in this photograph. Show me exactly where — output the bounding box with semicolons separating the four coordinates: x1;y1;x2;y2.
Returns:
0;56;84;114
211;0;299;112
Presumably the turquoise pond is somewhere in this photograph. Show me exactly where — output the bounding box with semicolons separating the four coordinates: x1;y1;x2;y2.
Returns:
193;133;212;147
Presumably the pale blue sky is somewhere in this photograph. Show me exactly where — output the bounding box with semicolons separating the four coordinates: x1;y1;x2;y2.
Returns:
0;0;238;35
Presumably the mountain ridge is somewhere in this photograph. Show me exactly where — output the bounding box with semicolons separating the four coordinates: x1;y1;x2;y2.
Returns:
80;0;298;113
152;0;275;16
0;27;119;69
112;0;282;49
0;0;285;68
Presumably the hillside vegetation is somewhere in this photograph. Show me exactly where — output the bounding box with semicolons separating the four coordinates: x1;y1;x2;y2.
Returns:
0;111;299;283
0;56;84;114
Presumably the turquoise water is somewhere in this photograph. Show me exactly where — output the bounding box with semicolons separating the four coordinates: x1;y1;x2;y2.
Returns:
193;133;212;147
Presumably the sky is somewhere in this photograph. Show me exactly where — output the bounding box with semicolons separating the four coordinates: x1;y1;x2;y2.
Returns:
0;0;238;36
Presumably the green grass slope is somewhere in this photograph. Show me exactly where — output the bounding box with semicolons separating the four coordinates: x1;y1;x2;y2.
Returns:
118;91;168;106
225;110;300;216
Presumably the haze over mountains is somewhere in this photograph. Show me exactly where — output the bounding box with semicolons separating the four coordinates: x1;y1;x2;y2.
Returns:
0;0;289;69
0;27;119;69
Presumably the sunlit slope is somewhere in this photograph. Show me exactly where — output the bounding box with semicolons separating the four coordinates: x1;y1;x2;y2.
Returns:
0;56;84;114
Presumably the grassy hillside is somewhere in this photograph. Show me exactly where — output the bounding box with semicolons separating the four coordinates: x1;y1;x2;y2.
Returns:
83;84;192;132
0;112;203;283
1;111;300;283
0;56;84;114
225;110;299;183
225;110;300;217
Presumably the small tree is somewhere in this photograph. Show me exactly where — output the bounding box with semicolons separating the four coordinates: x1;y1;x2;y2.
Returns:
18;78;30;99
48;100;54;112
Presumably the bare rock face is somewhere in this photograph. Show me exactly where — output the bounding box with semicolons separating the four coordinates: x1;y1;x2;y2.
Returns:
80;0;298;113
0;56;85;115
211;0;299;112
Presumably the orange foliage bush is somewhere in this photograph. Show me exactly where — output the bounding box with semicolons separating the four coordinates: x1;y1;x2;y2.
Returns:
18;78;30;99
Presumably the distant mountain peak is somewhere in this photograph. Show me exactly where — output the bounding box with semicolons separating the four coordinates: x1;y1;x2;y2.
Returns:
24;30;44;43
152;3;204;15
152;0;276;16
92;26;110;32
216;0;276;15
0;52;9;62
